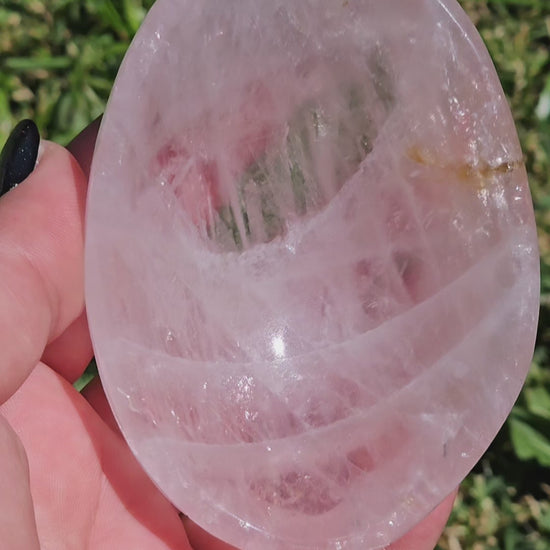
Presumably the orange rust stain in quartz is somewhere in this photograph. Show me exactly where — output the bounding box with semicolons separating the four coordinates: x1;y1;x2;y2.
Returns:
406;145;523;189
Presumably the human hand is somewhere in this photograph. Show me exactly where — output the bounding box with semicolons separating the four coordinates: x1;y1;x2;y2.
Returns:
0;119;455;549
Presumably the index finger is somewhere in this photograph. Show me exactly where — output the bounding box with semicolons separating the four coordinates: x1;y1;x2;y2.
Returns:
40;119;101;378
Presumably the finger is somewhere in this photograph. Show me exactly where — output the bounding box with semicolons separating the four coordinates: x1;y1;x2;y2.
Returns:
0;414;39;550
1;363;191;549
40;314;94;382
81;376;121;435
0;140;88;402
41;118;101;378
388;489;457;550
182;517;239;550
67;116;101;179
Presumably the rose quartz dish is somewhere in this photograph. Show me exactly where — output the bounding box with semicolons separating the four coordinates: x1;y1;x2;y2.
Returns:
84;0;540;548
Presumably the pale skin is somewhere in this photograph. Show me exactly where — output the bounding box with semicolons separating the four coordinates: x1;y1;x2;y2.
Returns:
0;120;456;549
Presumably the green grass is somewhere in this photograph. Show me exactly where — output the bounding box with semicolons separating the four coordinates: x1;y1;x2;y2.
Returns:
1;1;550;548
0;0;154;144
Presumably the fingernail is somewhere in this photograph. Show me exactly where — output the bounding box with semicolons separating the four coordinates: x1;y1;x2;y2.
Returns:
0;120;40;196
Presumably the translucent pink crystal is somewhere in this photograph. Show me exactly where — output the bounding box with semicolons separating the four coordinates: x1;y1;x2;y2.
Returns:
85;0;540;548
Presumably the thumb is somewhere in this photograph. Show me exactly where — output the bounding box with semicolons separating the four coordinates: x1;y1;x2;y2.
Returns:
0;139;87;403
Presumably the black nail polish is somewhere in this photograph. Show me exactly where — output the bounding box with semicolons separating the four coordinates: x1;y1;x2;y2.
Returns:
0;120;40;196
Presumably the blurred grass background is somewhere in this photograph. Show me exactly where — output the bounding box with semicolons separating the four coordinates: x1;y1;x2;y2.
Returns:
1;0;549;548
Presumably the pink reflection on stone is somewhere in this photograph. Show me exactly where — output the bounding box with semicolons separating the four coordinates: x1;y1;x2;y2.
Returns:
85;0;540;548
